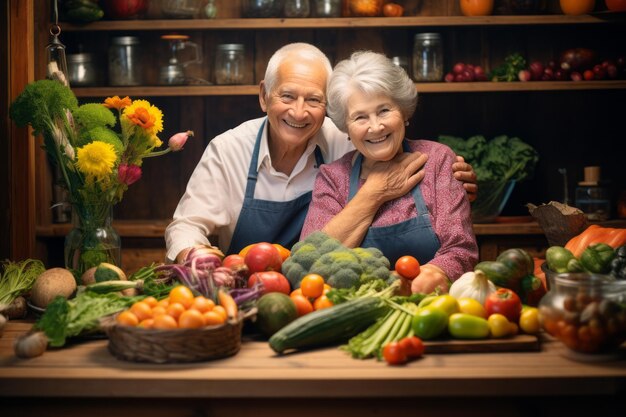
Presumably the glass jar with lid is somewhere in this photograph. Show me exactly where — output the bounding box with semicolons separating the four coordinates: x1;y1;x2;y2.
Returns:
412;33;443;82
215;44;246;85
108;36;142;86
68;53;100;87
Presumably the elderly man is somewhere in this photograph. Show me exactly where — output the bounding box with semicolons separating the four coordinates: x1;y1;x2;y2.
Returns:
165;43;476;262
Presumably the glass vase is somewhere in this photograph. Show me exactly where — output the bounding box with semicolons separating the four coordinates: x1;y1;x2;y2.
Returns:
64;203;121;276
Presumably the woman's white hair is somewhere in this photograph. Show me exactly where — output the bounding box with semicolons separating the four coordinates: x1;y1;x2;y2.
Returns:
326;51;417;132
263;43;333;98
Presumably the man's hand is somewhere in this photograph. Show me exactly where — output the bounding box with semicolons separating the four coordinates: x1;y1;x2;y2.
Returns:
453;155;478;203
363;152;428;204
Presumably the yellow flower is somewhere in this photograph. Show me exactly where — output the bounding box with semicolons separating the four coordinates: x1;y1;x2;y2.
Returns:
75;141;117;182
149;135;163;148
122;99;163;135
103;96;132;111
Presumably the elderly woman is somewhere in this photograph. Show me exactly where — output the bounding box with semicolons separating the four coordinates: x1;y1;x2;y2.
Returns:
300;51;478;294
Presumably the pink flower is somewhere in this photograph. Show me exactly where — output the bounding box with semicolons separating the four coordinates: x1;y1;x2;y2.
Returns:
168;130;193;152
117;163;142;186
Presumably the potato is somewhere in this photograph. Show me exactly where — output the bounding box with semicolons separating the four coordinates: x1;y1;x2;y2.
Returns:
30;268;77;308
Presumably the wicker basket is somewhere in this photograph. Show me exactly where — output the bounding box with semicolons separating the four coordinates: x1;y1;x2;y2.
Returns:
103;310;253;364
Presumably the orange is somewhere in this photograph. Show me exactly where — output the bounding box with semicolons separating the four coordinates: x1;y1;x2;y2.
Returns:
290;288;303;297
151;306;167;317
143;296;158;308
238;243;256;258
166;302;186;319
313;295;334;310
169;285;195;309
559;0;595;15
130;301;153;322
300;274;325;299
157;298;170;308
290;294;314;317
178;309;206;329
191;296;215;313
212;305;228;321
153;314;178;330
138;318;154;329
459;0;494;16
273;243;291;262
203;310;226;326
116;311;139;326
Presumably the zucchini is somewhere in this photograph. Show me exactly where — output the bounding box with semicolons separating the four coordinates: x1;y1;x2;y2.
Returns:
85;280;141;294
268;296;390;354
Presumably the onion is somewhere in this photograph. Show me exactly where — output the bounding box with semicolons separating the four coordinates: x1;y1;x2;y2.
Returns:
14;331;48;358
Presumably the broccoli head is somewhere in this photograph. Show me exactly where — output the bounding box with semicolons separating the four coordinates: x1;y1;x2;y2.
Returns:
282;243;320;289
310;250;363;289
353;247;391;285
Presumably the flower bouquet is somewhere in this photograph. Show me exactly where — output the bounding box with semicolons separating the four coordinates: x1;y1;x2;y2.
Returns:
10;79;192;275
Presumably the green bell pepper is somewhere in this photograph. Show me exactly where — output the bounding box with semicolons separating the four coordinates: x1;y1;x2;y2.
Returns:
580;243;616;274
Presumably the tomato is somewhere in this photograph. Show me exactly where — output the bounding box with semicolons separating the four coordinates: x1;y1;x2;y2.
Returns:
273;243;291;262
457;297;487;318
382;341;408;365
484;288;523;323
300;274;325;298
244;242;283;274
290;294;314;317
395;255;421;280
411;306;449;340
248;271;291;295
104;0;148;19
313;294;334;310
487;313;515;338
383;2;404;17
519;306;541;334
448;313;490;339
459;0;494;16
606;0;626;11
398;336;424;358
222;254;246;270
559;0;595;15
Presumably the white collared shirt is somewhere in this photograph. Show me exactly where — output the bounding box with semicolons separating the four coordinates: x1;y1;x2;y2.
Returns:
165;117;353;260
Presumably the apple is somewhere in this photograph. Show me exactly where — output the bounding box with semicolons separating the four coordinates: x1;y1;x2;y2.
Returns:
222;254;248;275
248;271;291;295
244;242;282;274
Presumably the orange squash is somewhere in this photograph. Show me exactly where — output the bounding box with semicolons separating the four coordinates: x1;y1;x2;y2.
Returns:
559;0;595;15
564;224;626;258
459;0;494;16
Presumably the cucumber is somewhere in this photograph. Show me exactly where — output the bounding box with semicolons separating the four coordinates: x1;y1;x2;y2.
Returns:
85;280;141;294
268;296;389;354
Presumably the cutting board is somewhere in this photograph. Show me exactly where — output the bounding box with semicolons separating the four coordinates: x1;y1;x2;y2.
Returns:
423;334;540;354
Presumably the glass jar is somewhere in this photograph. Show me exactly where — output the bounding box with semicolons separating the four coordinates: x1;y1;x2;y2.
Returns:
64;203;121;277
215;44;246;85
313;0;341;16
284;0;310;17
242;0;284;17
412;33;443;82
67;53;99;87
391;56;410;75
539;272;626;355
108;36;142;86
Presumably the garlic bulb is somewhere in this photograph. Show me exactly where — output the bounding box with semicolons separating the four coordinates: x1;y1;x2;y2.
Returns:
449;270;496;305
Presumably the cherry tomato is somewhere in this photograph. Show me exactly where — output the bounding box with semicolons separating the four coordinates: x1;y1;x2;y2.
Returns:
519;306;541;334
484;288;523;323
398;336;424;358
382;341;408;365
395;256;421;280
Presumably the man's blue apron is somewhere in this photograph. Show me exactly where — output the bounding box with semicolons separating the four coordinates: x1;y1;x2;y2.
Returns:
347;140;440;266
227;119;324;254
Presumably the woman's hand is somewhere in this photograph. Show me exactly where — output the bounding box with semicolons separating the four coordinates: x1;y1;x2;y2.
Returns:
411;263;450;294
363;152;428;203
452;156;478;203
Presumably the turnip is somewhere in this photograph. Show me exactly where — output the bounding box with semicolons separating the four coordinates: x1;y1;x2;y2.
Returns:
30;268;77;309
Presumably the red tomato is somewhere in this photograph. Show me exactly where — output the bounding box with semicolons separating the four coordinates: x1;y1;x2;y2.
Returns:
244;242;283;274
222;254;246;270
395;256;421;280
606;0;626;11
248;271;291;295
398;336;424;358
484;288;523;323
382;341;408;365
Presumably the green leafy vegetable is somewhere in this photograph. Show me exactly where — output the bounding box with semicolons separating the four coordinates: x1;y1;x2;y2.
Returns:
0;259;46;306
490;53;527;82
34;291;137;347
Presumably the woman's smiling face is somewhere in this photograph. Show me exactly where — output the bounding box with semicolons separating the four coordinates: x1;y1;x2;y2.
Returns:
346;90;406;162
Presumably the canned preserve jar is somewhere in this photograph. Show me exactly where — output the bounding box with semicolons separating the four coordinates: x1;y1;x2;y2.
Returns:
215;44;246;85
412;33;443;82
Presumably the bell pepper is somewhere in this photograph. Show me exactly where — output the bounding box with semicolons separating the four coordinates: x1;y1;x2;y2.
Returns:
580;243;616;274
565;225;626;258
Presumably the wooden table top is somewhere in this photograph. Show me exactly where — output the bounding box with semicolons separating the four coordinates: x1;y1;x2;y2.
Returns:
1;322;625;400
